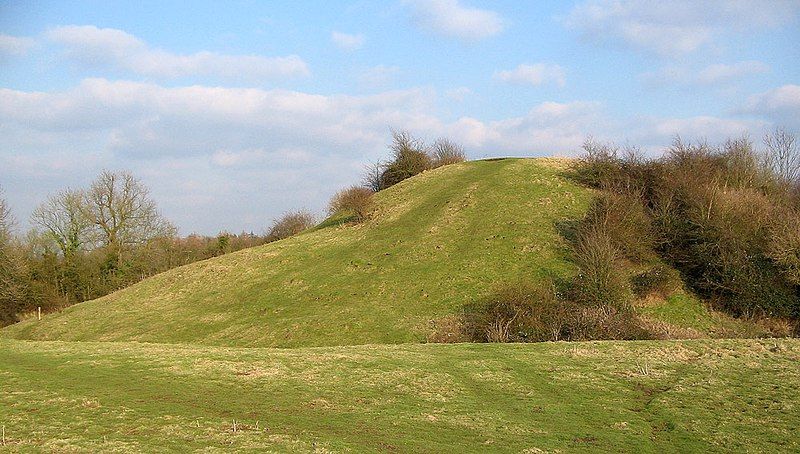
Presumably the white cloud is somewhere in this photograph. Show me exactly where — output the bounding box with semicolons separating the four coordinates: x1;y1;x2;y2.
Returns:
494;64;566;88
46;25;309;80
404;0;505;41
697;61;770;85
565;0;800;57
358;65;400;90
444;87;471;102
0;78;785;234
740;85;800;129
0;79;443;233
211;148;311;167
642;61;769;86
650;116;767;142
0;34;36;56
331;31;364;51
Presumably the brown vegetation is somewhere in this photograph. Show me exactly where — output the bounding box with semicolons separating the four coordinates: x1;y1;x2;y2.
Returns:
266;210;316;242
573;128;800;319
327;186;374;222
365;130;466;191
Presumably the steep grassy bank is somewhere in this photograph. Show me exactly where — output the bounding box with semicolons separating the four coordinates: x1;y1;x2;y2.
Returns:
1;338;798;452
3;159;591;347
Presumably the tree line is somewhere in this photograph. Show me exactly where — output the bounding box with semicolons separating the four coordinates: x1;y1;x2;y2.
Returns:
0;171;269;325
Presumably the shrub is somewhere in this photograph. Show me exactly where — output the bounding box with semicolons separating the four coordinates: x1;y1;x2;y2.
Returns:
266;210;315;242
327;186;374;222
362;161;384;193
631;264;681;298
380;130;433;189
582;191;654;261
431;138;466;167
767;209;800;286
462;281;566;343
763;126;800;185
570;225;631;309
427;313;470;343
572;132;800;319
572;138;621;188
363;131;467;191
462;280;650;343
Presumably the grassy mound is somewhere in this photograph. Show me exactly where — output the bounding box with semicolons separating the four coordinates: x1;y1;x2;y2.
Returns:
3;159;593;347
1;338;798;452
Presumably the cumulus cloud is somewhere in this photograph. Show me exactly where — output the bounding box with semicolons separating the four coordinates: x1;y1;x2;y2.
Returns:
444;87;471;102
0;78;784;234
404;0;505;41
740;85;800;129
0;79;441;233
641;61;770;86
565;0;800;57
211;147;311;167
649;116;768;142
358;65;400;90
697;61;770;85
46;25;309;80
494;64;566;88
0;33;36;56
331;31;364;51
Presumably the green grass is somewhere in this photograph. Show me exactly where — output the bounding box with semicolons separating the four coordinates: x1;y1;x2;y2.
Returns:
2;158;796;452
3;159;593;347
1;338;798;452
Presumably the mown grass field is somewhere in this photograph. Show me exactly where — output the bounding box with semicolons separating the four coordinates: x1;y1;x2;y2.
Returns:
1;338;798;452
3;159;594;347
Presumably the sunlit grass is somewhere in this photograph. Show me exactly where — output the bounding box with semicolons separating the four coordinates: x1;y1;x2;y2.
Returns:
1;338;798;452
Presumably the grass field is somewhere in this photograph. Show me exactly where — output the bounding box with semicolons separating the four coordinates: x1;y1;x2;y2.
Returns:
2;158;798;452
1;338;798;452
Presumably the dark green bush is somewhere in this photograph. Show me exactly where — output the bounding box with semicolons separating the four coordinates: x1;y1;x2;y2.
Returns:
364;131;467;191
379;130;433;189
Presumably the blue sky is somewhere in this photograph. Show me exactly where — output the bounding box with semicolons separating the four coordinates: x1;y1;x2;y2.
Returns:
1;0;799;235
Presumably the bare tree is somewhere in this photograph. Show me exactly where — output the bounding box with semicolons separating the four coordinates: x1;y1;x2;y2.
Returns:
0;186;11;246
0;187;29;325
763;127;799;184
363;160;385;193
31;189;92;258
81;170;176;261
431;138;466;167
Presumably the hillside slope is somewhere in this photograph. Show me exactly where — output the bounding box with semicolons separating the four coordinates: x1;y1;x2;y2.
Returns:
3;159;593;347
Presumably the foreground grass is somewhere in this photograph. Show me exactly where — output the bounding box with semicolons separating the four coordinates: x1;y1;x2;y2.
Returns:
1;338;798;452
